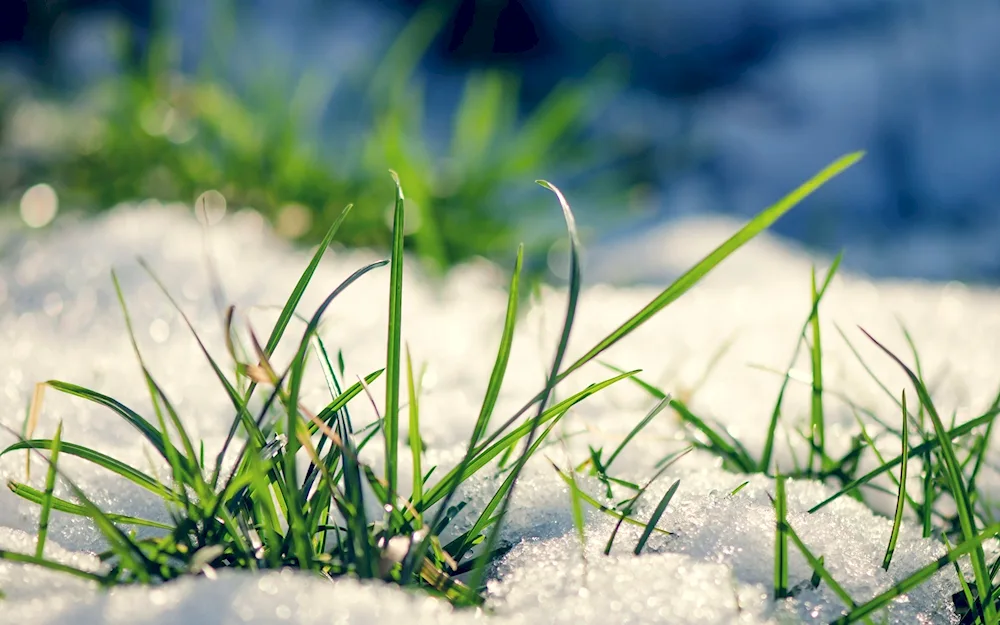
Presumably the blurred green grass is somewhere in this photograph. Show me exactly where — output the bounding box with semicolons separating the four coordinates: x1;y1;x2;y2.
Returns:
0;1;652;273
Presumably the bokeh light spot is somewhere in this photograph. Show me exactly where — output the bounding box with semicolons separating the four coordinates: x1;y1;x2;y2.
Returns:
20;183;59;228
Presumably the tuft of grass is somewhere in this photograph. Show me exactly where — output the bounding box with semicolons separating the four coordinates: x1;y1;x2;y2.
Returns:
0;155;862;606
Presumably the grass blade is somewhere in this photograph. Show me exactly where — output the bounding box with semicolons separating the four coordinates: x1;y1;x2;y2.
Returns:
808;267;827;473
34;421;62;559
774;473;789;599
861;327;994;622
558;153;863;382
634;479;680;555
760;252;843;472
385;171;406;507
882;390;909;571
406;345;423;510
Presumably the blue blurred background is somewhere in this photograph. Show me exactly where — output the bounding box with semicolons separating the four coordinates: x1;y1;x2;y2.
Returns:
2;0;998;283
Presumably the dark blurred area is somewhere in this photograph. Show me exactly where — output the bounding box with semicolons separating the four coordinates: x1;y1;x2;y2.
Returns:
2;0;999;283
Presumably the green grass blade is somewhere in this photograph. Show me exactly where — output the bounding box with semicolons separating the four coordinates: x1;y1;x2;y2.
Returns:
7;482;173;530
400;246;523;582
604;364;756;473
406;345;423;511
808;407;1000;514
0;439;171;498
861;327;993;621
882;391;909;571
34;421;62;559
833;523;1000;625
136;258;264;485
465;181;582;593
808;267;827;473
784;524;865;621
634;479;680;555
606;394;671;471
760;252;843;472
774;473;789;600
263;204;352;359
558;153;863;383
0;549;105;583
385;171;406;507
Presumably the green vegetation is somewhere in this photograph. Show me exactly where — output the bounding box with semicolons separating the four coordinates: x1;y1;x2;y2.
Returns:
0;152;865;616
1;1;642;272
10;143;1000;623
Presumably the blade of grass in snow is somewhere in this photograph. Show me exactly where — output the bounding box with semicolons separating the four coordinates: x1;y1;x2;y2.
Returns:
1;439;172;498
466;181;582;593
478;154;863;458
774;473;789;600
605;394;672;471
385;171;406;509
6;482;173;530
604;447;691;554
634;479;680;555
882;391;909;571
833;523;1000;625
783;523;870;624
406;345;423;512
554;468;674;539
559;154;862;383
808;266;827;473
401;245;523;583
34;421;62;559
808;407;1000;513
862;327;995;623
760;252;843;473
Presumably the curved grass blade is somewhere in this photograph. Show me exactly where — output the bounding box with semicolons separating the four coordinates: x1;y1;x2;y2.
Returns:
861;327;994;622
832;523;1000;625
882;390;909;571
0;549;105;584
558;153;863;383
605;446;691;554
466;180;581;593
605;394;672;472
7;482;173;530
553;468;673;538
0;440;171;499
136;258;264;485
634;479;680;555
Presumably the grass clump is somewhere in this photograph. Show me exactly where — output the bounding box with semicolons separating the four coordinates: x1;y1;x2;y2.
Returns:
0;154;861;608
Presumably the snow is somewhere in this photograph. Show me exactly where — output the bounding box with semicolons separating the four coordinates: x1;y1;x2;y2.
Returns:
2;200;1000;624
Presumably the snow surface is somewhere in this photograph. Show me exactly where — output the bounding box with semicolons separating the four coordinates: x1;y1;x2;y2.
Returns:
3;201;1000;624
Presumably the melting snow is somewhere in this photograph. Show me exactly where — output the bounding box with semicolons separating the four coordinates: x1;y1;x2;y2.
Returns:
2;201;999;624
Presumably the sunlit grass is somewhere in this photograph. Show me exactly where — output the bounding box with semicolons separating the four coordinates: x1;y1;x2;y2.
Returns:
15;152;1000;625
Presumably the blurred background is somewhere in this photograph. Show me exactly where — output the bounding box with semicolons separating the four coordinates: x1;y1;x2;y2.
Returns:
1;0;998;283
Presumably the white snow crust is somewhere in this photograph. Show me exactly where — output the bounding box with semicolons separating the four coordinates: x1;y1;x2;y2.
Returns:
2;201;1000;624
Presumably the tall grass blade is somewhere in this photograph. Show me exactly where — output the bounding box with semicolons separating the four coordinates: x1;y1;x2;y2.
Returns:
465;180;581;594
862;327;994;622
559;154;862;383
385;171;406;507
808;267;827;473
34;421;62;559
882;390;909;571
760;252;843;472
406;346;423;511
774;473;789;599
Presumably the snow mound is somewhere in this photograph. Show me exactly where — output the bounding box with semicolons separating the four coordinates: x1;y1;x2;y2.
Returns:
2;201;998;624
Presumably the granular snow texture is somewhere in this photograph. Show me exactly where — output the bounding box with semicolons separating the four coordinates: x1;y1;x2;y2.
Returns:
2;201;999;624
